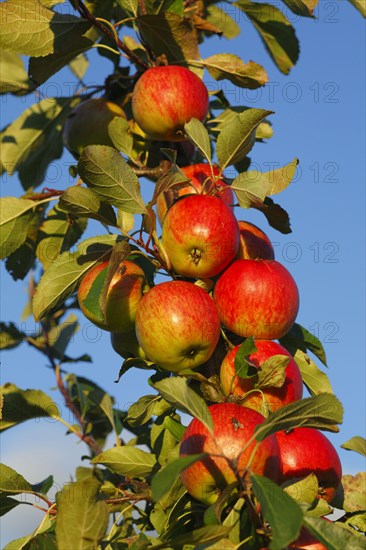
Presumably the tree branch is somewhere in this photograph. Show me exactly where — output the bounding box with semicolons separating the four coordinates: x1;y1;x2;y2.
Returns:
74;0;149;70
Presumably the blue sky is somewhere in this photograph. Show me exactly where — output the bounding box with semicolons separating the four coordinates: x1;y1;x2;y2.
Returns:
1;1;365;544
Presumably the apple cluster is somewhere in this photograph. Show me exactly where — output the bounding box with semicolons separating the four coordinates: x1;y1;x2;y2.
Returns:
75;67;342;545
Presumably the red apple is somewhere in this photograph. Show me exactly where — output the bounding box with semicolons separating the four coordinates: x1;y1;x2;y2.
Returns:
288;525;329;549
213;259;299;339
275;428;342;503
179;403;279;505
162;195;240;279
237;220;275;260
63;97;126;157
220;340;303;413
135;280;221;372
156;164;235;224
78;260;149;332
131;66;209;141
111;330;147;359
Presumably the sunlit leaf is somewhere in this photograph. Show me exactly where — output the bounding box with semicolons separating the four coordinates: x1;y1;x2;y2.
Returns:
341;436;366;457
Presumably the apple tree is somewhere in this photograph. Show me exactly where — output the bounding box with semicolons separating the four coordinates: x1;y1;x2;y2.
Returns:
0;0;365;548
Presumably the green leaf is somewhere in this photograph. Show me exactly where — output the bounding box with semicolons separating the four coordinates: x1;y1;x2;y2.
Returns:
116;0;139;17
92;446;157;477
69;53;89;81
234;0;300;74
126;394;162;427
36;203;88;270
58;186;117;227
280;322;327;366
254;393;343;442
78;145;146;213
216;109;273;169
0;0;92;58
0;198;35;259
4;532;57;550
347;0;366;16
0;50;33;95
55;477;109;550
345;511;366;534
137;12;199;64
108;117;134;157
0;495;20;517
145;0;184;15
340;472;366;513
231;170;270;208
203;53;268;89
154;377;213;433
303;516;366;550
234;337;258;379
257;355;290;388
31;475;54;495
88;388;119;437
280;0;317;17
0;464;32;494
32;234;117;321
0;97;78;189
163;525;232;548
250;474;303;550
253;196;292;234
0;385;60;432
205;5;240;39
151;170;190;205
341;436;366;457
184;119;211;163
0;322;25;350
163;416;185;442
283;473;319;505
293;349;333;396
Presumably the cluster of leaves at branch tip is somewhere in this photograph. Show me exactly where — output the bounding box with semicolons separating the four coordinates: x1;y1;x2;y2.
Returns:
0;0;365;549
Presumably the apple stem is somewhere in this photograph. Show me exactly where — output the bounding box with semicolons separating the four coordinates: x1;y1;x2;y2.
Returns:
74;0;149;70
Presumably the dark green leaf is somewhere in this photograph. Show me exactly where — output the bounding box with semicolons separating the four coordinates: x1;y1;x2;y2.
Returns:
32;234;117;321
55;477;109;550
203;53;268;89
137;12;199;64
251;474;303;550
152;455;206;502
253;196;292;234
126;395;162;427
280;0;317;17
108;117;134;158
0;322;25;350
154;377;213;433
280;322;327;366
0;495;20;517
216;108;273;169
31;475;54;495
58;186;118;227
78;145;146;213
254;393;343;442
303;516;365;550
0;385;60;432
234;0;300;74
163;416;186;442
341;436;366;457
92;446;157;477
161;525;233;548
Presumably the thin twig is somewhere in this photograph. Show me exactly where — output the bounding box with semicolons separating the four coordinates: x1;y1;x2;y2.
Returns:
74;0;148;70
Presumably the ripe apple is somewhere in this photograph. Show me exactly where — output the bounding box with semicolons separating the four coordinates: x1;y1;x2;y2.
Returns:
78;260;149;333
220;340;303;413
275;427;342;503
135;280;221;372
111;330;147;359
131;65;209;141
237;220;275;260
156;164;235;224
63;97;126;157
213;259;299;339
162;195;240;279
179;402;279;505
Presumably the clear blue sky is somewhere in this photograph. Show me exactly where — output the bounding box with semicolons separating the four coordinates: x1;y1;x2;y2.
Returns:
1;1;365;544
